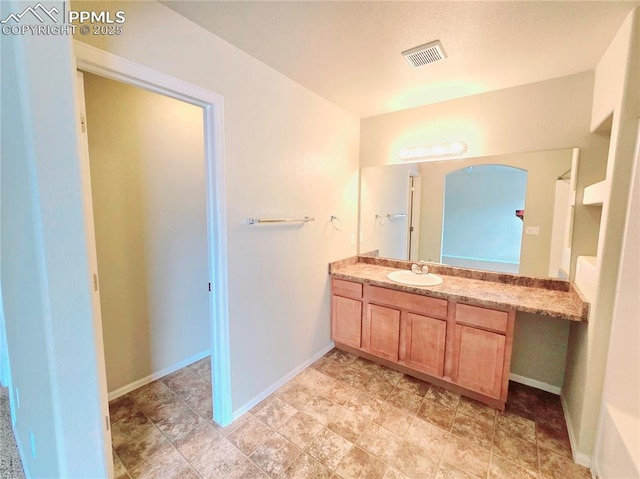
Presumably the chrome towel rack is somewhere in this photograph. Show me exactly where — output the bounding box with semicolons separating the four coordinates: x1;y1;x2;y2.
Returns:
386;213;407;219
247;216;315;225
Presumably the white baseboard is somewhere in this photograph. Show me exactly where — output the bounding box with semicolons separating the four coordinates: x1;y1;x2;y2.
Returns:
107;350;211;401
509;373;561;395
232;342;336;421
561;393;593;468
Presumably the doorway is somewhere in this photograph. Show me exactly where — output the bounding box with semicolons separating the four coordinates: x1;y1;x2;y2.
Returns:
441;164;527;273
74;43;231;477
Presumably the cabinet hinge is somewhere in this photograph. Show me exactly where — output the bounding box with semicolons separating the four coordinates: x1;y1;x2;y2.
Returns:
208;282;212;292
93;274;98;292
80;114;86;133
105;416;110;431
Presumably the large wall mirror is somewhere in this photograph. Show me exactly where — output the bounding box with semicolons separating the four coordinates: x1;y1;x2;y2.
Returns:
359;148;578;278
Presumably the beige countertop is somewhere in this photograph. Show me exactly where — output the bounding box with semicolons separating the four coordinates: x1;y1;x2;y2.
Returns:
330;259;589;322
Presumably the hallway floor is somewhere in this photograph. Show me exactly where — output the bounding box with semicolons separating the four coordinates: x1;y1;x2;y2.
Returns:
110;349;591;479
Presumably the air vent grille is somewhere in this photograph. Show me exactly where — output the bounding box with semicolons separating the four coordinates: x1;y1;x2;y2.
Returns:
402;40;447;68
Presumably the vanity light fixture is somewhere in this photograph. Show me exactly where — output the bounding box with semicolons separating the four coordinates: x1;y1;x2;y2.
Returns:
399;141;467;161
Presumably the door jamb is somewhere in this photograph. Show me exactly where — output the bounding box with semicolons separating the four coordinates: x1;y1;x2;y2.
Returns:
73;41;233;435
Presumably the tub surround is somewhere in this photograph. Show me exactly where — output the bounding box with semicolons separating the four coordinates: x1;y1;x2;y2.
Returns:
329;255;589;322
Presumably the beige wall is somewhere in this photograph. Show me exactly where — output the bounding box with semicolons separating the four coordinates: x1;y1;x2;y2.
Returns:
417;149;573;278
75;0;360;412
84;73;209;393
359;74;611;392
564;8;640;463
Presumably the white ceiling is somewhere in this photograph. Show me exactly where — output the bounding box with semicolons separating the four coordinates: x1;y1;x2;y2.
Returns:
163;1;640;118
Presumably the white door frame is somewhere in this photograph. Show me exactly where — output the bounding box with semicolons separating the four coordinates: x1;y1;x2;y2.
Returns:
73;42;232;438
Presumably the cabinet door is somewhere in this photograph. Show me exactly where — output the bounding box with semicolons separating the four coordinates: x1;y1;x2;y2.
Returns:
404;312;447;377
332;295;362;349
453;324;505;399
366;304;400;362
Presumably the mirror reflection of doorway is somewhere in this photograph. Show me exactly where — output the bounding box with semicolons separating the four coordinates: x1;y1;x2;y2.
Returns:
441;165;527;273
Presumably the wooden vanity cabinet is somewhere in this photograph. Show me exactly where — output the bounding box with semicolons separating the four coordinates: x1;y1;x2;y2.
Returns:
331;279;363;349
452;303;514;400
331;277;516;409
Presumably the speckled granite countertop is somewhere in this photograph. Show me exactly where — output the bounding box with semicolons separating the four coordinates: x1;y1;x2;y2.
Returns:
329;256;589;322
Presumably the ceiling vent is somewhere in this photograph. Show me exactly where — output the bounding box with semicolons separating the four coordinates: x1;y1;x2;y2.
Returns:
402;40;447;68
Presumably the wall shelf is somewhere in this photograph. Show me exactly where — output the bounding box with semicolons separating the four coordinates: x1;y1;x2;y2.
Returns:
583;180;607;206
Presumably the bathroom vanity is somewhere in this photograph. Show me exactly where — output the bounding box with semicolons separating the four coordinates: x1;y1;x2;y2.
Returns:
329;256;588;409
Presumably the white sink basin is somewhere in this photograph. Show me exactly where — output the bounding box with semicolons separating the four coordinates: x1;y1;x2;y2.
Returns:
386;270;443;287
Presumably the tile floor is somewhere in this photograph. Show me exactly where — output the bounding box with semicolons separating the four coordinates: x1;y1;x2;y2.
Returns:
110;349;592;479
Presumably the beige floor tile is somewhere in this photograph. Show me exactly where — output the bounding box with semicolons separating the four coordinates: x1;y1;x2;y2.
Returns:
155;402;202;442
488;454;538;479
313;357;345;379
255;397;298;429
392;440;440;479
370;366;403;386
373;403;414;436
425;385;460;410
405;417;449;455
128;446;198;479
396;375;431;397
417;400;456;431
174;420;222;464
328;406;371;443
334;446;387;479
190;438;246;479
492;428;538;471
226;460;270;479
115;432;172;471
279;411;324;449
536;423;572;458
139;393;188;424
539;448;591;479
187;357;212;382
162;368;207;394
250;433;302;478
362;376;396;401
336;367;372;389
345;392;382;420
306;428;354;471
324;381;359;406
451;412;494;450
110;396;140;424
456;397;496;424
536;409;569;434
278;381;317;410
177;385;213;420
356;422;401;463
111;410;156;450
280;452;332;479
113;451;129;479
435;462;478;479
304;397;341;425
351;356;382;375
386;388;423;416
325;349;359;366
128;381;176;411
442;435;490;478
495;410;536;443
226;413;274;455
383;467;411;479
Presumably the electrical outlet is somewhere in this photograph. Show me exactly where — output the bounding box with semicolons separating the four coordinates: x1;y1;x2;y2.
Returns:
525;226;540;235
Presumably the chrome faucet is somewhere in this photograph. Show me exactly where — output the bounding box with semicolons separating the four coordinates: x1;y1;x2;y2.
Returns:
411;260;429;275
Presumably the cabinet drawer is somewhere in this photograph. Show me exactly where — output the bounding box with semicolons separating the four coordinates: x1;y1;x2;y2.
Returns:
333;279;363;299
368;285;448;319
455;303;508;333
